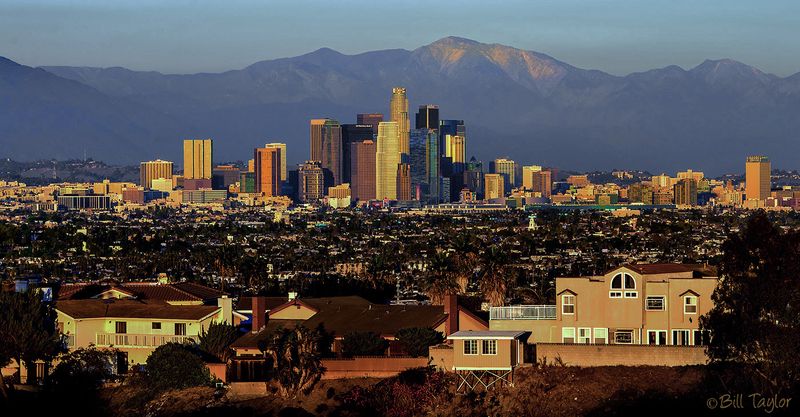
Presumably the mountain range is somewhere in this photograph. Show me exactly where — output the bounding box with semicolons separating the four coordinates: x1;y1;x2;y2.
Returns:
3;36;800;174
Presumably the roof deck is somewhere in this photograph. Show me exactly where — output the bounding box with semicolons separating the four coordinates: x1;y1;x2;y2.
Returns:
489;305;556;321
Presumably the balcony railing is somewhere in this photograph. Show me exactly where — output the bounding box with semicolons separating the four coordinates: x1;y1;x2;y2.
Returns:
490;305;557;320
95;333;198;348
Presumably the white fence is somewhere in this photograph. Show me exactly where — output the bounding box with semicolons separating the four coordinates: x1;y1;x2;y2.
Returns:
489;305;557;320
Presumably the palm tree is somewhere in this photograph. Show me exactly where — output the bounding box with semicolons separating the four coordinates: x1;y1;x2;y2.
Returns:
259;325;325;398
449;233;478;293
477;244;511;306
421;251;459;305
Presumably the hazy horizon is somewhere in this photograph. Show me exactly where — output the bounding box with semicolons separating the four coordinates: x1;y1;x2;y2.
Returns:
2;0;799;76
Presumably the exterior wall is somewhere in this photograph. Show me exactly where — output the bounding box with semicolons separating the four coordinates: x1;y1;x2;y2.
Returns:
429;345;454;371
535;343;708;367
269;303;317;320
451;339;515;370
206;362;228;383
458;310;488;332
554;266;717;345
490;319;558;343
58;310;222;364
321;357;428;379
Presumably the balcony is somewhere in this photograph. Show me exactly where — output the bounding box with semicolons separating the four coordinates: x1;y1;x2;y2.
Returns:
490;305;557;320
95;333;198;348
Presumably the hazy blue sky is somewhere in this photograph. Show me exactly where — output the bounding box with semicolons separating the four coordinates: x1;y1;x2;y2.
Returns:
2;0;799;75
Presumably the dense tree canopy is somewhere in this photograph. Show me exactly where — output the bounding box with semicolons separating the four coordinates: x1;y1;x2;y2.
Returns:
145;343;213;392
701;211;800;393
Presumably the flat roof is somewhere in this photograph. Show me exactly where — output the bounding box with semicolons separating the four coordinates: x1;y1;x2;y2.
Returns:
448;330;526;340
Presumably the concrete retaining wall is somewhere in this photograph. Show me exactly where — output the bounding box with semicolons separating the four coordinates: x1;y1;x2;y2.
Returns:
535;343;708;367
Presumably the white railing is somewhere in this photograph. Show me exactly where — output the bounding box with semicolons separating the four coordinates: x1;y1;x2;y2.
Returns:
490;305;557;320
95;333;197;348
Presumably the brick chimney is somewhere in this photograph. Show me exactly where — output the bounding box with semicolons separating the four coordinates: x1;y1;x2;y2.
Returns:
444;294;459;336
251;296;267;333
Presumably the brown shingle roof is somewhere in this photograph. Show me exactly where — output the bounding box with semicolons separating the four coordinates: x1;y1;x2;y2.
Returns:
232;296;447;349
56;299;219;320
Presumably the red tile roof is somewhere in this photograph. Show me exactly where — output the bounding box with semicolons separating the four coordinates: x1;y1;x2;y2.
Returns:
56;299;220;320
57;281;227;302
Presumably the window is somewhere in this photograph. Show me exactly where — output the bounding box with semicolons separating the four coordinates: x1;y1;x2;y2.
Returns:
646;296;665;311
694;330;709;346
611;273;636;298
578;328;591;344
684;296;698;314
175;323;186;336
647;330;667;345
562;294;575;315
672;330;691;346
115;321;127;334
464;340;478;355
614;330;633;344
151;322;161;330
593;328;608;344
481;340;497;355
562;327;576;343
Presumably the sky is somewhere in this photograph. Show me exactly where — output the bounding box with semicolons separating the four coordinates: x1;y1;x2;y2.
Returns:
1;0;799;76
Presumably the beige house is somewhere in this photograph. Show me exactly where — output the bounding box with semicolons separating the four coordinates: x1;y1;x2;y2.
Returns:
491;264;718;347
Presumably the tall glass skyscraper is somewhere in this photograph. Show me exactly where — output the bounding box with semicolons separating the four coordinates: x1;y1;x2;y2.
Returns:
415;105;439;130
390;88;410;156
341;124;374;184
376;121;400;200
309;119;342;187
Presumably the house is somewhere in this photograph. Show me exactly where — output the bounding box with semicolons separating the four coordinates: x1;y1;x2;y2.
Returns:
229;294;488;381
487;264;718;366
446;330;528;391
54;280;245;366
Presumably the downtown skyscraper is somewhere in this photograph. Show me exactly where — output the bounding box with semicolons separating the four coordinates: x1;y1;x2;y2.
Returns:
310;119;343;187
390;88;410;155
375;121;400;200
254;146;281;196
745;155;771;201
264;142;287;182
183;139;213;179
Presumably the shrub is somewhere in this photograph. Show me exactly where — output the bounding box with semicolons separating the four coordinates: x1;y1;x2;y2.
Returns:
341;331;388;357
145;343;213;392
49;346;118;393
395;327;444;357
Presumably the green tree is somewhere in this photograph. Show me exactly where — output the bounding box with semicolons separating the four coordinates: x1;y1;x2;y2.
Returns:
701;211;800;393
198;321;240;363
341;331;389;357
395;328;444;358
258;325;325;398
145;343;213;392
0;290;62;389
49;346;118;393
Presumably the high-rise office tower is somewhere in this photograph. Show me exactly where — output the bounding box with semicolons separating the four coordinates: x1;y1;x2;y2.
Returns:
745;155;771;201
254;147;281;196
140;159;173;189
298;161;325;203
376;121;400;200
522;165;542;190
673;178;698;206
397;163;411;201
341;124;375;184
415;105;439;130
484;173;505;200
309;119;343;186
390;88;410;155
532;170;552;198
183;139;213;179
351;140;377;202
439;120;465;176
445;135;466;173
409;129;431;199
264;142;287;182
357;113;383;135
493;158;517;191
425;130;441;203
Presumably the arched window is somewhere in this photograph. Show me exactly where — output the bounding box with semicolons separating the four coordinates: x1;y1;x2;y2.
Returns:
610;273;637;298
